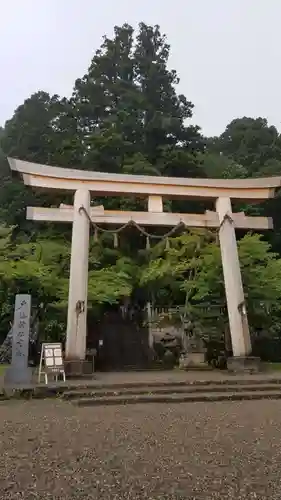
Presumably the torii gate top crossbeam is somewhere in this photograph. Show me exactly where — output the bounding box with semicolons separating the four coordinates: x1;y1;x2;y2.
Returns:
8;158;281;200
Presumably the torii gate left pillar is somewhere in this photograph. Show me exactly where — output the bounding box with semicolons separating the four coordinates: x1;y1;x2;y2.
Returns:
65;189;90;360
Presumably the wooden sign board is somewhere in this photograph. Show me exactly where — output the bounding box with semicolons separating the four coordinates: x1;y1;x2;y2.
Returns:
38;342;66;384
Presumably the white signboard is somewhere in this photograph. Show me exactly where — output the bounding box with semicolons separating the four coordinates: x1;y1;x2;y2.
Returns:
38;342;65;384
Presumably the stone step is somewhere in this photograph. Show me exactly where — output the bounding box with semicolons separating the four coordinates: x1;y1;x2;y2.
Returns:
72;390;281;407
61;377;281;391
63;384;281;400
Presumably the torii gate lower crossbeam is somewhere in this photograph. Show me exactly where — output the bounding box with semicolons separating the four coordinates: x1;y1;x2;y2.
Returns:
8;158;281;372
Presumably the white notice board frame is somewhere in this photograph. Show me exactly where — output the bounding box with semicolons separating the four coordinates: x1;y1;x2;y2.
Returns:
38;342;66;384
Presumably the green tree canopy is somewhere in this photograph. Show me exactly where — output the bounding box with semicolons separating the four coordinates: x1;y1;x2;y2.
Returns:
140;231;281;337
207;117;281;177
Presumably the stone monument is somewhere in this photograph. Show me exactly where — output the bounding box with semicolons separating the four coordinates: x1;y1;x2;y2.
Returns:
179;333;208;370
4;294;33;385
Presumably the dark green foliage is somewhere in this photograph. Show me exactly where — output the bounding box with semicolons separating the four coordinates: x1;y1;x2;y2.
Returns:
207;117;281;176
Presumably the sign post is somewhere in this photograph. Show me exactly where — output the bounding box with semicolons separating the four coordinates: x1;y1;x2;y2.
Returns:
4;294;32;385
38;343;66;384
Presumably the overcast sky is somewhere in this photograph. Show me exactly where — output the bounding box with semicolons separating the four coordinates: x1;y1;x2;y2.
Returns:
1;0;281;136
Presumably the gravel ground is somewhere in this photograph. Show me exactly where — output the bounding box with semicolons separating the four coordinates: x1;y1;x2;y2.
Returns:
1;399;281;499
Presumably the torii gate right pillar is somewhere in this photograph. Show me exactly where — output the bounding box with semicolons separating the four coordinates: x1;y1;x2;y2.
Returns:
216;197;258;371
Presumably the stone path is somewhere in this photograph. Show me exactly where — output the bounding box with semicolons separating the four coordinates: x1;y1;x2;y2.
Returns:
1;398;281;499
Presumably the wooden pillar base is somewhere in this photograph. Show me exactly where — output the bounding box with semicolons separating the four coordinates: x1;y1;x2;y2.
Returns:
64;360;95;379
227;356;261;374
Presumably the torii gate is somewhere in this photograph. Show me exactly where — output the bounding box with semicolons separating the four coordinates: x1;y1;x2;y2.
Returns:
8;158;281;371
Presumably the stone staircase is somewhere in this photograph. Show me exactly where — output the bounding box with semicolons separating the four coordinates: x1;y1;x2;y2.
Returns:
62;378;281;407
